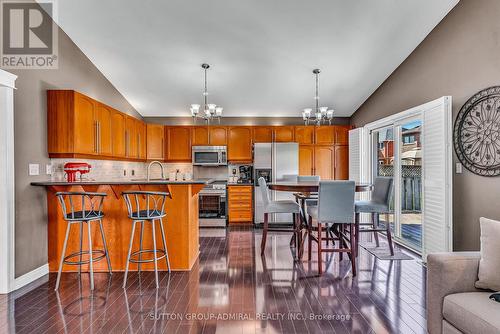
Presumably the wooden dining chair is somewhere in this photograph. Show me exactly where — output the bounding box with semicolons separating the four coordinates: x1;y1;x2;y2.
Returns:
305;180;356;275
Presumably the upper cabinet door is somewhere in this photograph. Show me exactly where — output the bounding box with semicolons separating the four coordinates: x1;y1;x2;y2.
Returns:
273;126;294;142
209;126;227;145
111;110;126;158
95;103;113;156
73;93;97;155
314;145;334;180
125;116;138;158
295;126;314;144
253;126;273;143
166;127;192;161
137;121;147;159
147;124;165;160
314;126;335;145
334;145;349;180
334;126;349;145
299;145;315;176
192;126;209;146
228;127;252;162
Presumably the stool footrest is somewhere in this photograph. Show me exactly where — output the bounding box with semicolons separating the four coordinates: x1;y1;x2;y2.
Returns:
63;250;107;265
129;249;167;263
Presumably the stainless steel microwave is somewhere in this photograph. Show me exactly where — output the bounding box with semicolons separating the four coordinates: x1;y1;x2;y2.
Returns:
192;146;227;166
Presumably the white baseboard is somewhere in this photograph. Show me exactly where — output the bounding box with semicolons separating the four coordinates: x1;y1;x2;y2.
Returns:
14;264;49;291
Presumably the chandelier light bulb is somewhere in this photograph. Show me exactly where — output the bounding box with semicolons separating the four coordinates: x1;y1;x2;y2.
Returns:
215;107;223;116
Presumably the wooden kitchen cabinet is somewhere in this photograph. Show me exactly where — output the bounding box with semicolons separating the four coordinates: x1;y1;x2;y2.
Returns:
334;145;349;180
137;121;147;160
111;110;126;158
227;127;253;162
192;126;209;146
314;145;335;180
125;116;138;158
314;126;335;145
228;186;253;224
335;126;349;145
95;103;113;156
209;126;227;145
299;145;315;176
73;92;98;155
253;126;273;143
273;126;295;142
165;126;192;161
295;126;314;144
146;124;165;160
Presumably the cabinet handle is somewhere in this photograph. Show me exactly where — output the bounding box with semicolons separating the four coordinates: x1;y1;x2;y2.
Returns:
125;131;128;156
97;121;101;154
94;121;98;153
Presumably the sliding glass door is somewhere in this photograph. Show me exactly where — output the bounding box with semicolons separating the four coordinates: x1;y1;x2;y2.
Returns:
371;117;423;253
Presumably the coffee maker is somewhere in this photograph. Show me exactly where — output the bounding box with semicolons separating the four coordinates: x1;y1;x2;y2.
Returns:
238;165;253;184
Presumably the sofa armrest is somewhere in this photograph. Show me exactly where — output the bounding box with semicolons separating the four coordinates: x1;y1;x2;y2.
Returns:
426;252;481;334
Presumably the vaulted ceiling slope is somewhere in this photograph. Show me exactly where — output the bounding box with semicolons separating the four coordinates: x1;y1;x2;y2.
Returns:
54;0;458;117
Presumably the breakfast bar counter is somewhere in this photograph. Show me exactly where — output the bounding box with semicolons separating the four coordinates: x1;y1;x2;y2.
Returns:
31;179;213;272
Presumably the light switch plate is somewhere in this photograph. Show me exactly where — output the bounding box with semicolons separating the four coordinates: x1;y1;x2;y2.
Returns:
456;162;463;174
29;163;40;176
46;164;52;175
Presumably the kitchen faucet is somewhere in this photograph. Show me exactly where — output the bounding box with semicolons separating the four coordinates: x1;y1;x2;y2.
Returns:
147;161;165;181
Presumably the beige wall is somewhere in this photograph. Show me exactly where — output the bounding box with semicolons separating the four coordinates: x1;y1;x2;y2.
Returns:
351;0;500;251
8;27;140;277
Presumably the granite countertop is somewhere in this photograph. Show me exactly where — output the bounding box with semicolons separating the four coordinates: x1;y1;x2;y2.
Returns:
30;178;214;186
227;182;254;186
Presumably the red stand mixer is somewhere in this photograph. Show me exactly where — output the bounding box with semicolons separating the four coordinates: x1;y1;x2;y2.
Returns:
64;162;91;182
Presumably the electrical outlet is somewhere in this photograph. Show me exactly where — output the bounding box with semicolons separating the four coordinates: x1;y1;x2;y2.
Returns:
29;163;40;176
123;169;127;176
456;162;463;174
46;164;52;175
131;170;135;176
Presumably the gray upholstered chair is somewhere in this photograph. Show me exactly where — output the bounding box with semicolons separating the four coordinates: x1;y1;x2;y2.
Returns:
258;177;301;256
306;181;356;275
355;177;394;256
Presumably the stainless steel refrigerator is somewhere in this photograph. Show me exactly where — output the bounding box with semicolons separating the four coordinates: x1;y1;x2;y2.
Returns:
254;142;299;225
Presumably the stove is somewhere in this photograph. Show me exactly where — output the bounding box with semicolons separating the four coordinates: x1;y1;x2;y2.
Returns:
199;180;227;227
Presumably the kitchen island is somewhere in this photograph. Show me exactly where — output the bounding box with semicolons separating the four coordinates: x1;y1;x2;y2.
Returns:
31;179;212;272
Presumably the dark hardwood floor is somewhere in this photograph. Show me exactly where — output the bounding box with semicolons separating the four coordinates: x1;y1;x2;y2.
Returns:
1;227;426;334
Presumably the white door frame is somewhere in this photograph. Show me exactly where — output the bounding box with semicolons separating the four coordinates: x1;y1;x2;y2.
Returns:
0;69;17;294
363;97;453;254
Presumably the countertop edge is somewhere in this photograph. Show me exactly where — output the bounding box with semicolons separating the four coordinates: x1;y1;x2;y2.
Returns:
30;179;215;186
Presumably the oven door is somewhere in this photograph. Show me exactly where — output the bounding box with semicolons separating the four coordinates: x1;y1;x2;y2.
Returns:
199;191;227;227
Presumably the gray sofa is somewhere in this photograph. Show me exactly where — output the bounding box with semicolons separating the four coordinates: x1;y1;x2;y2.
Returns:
427;252;500;333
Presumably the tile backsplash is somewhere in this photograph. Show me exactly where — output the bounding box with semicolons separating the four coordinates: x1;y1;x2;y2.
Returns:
50;159;192;181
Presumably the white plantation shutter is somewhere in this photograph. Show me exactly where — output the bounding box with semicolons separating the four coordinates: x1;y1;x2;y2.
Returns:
422;97;453;260
349;127;369;202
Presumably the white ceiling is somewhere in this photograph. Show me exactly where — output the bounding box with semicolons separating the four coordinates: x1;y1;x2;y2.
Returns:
54;0;458;117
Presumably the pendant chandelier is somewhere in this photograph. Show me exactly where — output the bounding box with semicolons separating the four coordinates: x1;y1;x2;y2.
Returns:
190;63;222;123
302;69;334;125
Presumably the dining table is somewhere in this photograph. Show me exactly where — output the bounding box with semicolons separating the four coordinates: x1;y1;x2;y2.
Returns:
267;181;373;259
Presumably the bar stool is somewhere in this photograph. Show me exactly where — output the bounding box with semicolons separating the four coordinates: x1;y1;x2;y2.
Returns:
355;177;394;256
122;191;171;289
258;177;302;257
55;192;112;291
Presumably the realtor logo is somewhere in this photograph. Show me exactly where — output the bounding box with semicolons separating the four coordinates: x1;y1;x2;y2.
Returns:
1;0;58;69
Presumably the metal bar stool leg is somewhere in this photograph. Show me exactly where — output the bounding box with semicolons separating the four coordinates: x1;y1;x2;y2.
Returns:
98;219;112;275
158;218;170;272
123;220;137;288
87;220;94;290
78;222;83;275
55;221;72;291
138;221;145;273
151;219;159;288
